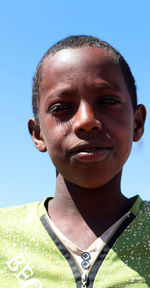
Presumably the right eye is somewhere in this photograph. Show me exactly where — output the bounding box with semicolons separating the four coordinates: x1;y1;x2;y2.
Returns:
48;103;74;114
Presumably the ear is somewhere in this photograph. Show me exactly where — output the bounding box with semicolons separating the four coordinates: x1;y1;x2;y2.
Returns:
133;104;146;142
28;119;47;152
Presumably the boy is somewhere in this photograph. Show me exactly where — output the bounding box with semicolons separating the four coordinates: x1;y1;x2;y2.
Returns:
0;35;149;287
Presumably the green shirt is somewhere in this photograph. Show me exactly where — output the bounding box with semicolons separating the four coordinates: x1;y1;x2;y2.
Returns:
0;196;149;287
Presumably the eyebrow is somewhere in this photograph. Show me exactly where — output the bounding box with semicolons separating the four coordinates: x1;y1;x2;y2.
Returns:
90;81;122;91
47;87;76;99
46;81;122;102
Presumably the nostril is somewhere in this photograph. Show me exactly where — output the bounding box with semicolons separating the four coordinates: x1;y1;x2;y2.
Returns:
78;128;84;132
77;126;100;132
91;126;99;131
73;117;102;133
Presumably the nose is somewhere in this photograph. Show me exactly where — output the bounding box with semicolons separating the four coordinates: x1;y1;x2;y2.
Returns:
73;101;102;133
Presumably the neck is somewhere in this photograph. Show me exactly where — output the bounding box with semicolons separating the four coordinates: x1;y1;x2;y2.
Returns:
48;172;131;232
47;173;133;249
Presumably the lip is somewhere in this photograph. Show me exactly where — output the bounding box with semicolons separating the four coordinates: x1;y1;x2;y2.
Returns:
69;143;113;163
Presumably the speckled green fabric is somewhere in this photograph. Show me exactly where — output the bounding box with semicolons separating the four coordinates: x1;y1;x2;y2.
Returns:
0;196;149;287
94;199;150;287
0;202;77;288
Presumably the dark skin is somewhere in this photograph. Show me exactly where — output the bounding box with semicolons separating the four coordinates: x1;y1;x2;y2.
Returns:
29;47;146;249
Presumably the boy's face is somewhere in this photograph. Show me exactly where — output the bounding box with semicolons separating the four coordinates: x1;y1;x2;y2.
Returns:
30;47;145;188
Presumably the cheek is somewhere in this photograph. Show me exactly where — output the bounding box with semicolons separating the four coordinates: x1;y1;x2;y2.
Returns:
106;106;134;137
41;119;71;157
110;115;134;161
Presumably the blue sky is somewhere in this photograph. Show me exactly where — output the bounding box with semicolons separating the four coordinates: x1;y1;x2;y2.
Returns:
0;0;150;207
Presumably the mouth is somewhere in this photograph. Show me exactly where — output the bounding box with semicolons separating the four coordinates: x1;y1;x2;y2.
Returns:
69;144;113;163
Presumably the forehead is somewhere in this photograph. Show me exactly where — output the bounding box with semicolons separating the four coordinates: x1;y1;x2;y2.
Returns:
42;47;117;75
40;47;128;95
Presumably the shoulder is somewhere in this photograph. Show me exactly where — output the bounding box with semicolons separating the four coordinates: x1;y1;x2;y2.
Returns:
140;200;150;219
131;196;150;221
0;202;41;231
0;202;39;216
132;199;150;231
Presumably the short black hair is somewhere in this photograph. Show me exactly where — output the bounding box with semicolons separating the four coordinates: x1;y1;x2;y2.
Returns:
32;35;137;123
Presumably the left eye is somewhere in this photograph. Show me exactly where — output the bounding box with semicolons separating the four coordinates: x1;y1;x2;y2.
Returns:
100;97;120;105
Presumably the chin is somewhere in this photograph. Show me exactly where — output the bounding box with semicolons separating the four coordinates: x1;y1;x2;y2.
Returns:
70;177;108;190
68;170;121;190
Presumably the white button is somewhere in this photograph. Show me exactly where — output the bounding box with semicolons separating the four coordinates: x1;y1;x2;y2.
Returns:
81;260;90;269
81;252;91;261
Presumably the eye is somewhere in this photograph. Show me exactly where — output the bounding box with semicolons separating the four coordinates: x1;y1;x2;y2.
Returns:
48;102;74;115
99;96;121;106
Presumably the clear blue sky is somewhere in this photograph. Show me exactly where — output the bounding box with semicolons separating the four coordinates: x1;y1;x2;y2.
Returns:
0;0;150;207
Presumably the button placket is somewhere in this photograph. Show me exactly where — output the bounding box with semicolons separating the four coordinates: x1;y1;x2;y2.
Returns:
81;252;91;270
